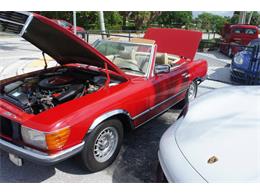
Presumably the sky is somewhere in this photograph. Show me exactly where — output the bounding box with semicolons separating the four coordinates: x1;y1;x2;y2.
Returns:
192;11;234;18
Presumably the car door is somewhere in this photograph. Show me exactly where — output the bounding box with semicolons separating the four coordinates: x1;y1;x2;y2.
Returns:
147;64;185;119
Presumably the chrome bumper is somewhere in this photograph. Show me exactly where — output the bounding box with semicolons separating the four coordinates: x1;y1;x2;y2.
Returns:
0;138;85;165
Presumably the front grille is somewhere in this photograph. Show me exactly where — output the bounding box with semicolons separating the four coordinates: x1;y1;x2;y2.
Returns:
233;69;245;79
0;11;29;34
0;115;21;141
0;12;28;24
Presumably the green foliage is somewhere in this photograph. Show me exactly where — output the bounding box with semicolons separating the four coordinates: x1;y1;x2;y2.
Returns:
196;12;229;34
40;11;99;30
157;11;192;28
39;11;238;34
248;11;260;25
104;12;123;30
230;11;260;25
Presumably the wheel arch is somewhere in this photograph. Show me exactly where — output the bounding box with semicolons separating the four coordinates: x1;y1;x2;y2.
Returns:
88;109;134;134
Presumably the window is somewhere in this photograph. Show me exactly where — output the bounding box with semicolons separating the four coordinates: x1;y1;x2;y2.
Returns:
94;40;153;76
58;20;72;28
233;28;243;34
245;29;257;35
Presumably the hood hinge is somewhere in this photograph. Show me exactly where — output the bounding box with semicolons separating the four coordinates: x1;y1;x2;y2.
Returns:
104;62;111;87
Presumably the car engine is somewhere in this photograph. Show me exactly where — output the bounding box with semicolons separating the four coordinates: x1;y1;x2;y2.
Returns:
1;68;113;114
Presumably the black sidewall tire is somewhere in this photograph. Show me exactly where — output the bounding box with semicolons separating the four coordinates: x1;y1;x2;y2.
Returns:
172;81;197;109
80;119;124;172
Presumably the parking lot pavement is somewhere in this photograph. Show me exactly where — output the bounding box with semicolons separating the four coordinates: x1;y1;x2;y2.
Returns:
0;36;233;183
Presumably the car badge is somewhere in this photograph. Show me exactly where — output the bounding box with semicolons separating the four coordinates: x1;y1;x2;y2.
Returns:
208;156;218;164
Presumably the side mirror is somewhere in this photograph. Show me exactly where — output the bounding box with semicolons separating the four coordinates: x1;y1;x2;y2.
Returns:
155;64;170;74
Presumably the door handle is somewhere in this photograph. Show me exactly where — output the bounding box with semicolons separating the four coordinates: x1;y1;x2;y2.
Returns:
182;73;190;78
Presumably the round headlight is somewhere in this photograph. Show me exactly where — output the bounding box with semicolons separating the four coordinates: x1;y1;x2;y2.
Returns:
234;54;244;65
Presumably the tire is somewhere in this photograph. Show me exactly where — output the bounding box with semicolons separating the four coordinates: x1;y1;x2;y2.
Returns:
187;80;198;102
80;119;124;172
172;80;197;109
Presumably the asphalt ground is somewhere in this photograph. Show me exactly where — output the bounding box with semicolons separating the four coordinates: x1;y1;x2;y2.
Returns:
0;36;232;183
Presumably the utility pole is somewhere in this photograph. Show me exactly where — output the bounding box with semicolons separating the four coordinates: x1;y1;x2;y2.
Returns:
239;11;247;24
73;11;77;35
99;11;106;39
247;12;253;24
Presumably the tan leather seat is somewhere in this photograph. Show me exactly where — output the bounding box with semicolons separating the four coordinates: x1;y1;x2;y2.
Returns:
119;49;136;61
156;53;168;65
114;49;138;65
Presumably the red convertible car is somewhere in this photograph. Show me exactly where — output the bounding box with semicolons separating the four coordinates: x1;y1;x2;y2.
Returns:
52;19;86;38
0;12;207;172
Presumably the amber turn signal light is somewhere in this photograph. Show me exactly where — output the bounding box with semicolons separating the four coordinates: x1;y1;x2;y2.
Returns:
46;127;70;150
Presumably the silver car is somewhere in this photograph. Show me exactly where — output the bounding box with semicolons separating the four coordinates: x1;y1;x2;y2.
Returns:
158;86;260;183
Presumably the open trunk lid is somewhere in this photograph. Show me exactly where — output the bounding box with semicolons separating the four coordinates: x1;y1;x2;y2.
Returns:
144;28;202;60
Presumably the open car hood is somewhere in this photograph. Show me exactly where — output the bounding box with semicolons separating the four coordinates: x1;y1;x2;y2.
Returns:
144;28;202;60
0;12;127;79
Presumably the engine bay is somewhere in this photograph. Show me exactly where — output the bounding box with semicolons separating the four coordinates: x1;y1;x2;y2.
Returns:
1;67;121;114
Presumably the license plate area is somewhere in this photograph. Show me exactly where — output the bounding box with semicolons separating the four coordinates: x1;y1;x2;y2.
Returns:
9;153;23;166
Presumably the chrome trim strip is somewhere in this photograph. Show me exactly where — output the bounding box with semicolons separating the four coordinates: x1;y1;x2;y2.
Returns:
135;98;183;129
132;87;188;120
0;139;85;165
20;13;33;36
0;18;25;26
88;109;132;133
132;109;150;120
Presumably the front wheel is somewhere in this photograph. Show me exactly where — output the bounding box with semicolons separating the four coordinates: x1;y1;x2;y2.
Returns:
80;119;124;172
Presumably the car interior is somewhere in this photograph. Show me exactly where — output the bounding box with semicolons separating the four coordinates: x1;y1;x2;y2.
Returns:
155;52;181;69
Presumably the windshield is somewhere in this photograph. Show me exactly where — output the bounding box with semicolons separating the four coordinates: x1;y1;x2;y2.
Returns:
93;40;153;76
245;39;260;52
232;28;257;35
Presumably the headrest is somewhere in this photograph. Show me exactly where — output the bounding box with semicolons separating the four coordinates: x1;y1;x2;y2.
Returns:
119;49;136;60
156;53;168;65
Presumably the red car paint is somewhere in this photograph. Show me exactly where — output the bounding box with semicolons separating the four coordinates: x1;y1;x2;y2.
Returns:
0;13;207;160
144;28;202;60
220;24;259;56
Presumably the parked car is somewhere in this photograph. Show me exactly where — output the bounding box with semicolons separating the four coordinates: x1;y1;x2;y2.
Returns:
0;12;207;172
231;38;260;84
219;24;259;57
52;19;86;38
157;86;260;182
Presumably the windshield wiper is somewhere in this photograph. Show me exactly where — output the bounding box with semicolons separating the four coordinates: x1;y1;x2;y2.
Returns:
120;67;145;75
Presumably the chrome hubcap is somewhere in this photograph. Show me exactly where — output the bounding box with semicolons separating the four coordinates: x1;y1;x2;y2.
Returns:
93;127;118;163
188;83;196;101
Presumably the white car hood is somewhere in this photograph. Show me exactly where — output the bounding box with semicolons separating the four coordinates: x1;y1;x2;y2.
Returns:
176;86;260;182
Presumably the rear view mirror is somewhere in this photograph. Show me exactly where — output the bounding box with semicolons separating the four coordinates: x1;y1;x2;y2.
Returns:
155;64;170;74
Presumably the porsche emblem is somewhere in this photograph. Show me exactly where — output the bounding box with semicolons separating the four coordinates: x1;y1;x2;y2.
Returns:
208;156;218;164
